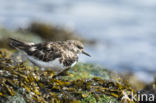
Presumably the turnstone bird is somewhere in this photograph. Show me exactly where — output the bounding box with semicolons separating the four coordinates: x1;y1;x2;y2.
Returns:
9;38;91;75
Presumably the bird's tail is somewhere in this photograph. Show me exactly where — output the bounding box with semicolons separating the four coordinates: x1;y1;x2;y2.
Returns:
9;38;27;50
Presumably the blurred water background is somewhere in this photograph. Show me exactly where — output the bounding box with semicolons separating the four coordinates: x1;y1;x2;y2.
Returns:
0;0;156;82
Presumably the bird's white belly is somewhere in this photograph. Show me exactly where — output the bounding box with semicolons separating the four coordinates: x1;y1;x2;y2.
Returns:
27;56;65;72
27;56;76;73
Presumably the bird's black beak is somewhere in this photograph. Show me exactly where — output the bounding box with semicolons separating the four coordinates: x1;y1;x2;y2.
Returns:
82;51;91;57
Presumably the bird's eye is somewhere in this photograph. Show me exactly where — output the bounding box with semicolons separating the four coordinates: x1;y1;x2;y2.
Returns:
77;45;83;49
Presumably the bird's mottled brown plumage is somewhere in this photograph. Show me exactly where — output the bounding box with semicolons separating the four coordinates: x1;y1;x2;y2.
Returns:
9;38;90;69
25;41;79;66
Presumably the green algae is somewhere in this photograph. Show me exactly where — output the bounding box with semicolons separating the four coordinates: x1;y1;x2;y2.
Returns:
64;63;119;80
0;49;136;103
81;93;119;103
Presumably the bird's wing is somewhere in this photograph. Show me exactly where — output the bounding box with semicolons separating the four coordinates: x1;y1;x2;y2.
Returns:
24;42;62;62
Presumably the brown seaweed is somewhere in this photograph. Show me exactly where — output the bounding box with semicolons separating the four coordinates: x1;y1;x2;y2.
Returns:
0;49;136;103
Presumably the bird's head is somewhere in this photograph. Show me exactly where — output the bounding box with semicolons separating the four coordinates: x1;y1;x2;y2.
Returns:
66;40;91;57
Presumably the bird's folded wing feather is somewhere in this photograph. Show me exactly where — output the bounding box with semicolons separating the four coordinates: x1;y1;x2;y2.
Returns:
24;42;62;62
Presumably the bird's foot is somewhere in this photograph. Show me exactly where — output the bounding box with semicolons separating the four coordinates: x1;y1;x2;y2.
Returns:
53;68;71;78
53;71;69;78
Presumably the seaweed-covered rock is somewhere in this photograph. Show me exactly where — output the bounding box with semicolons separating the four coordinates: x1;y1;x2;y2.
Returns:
64;63;119;81
120;73;146;90
25;22;95;44
137;78;156;103
0;49;136;103
26;22;79;41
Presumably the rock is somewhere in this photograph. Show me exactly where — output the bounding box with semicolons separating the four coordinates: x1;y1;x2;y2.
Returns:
137;78;156;103
120;73;146;90
6;91;26;103
26;22;80;41
0;49;136;103
24;22;95;44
